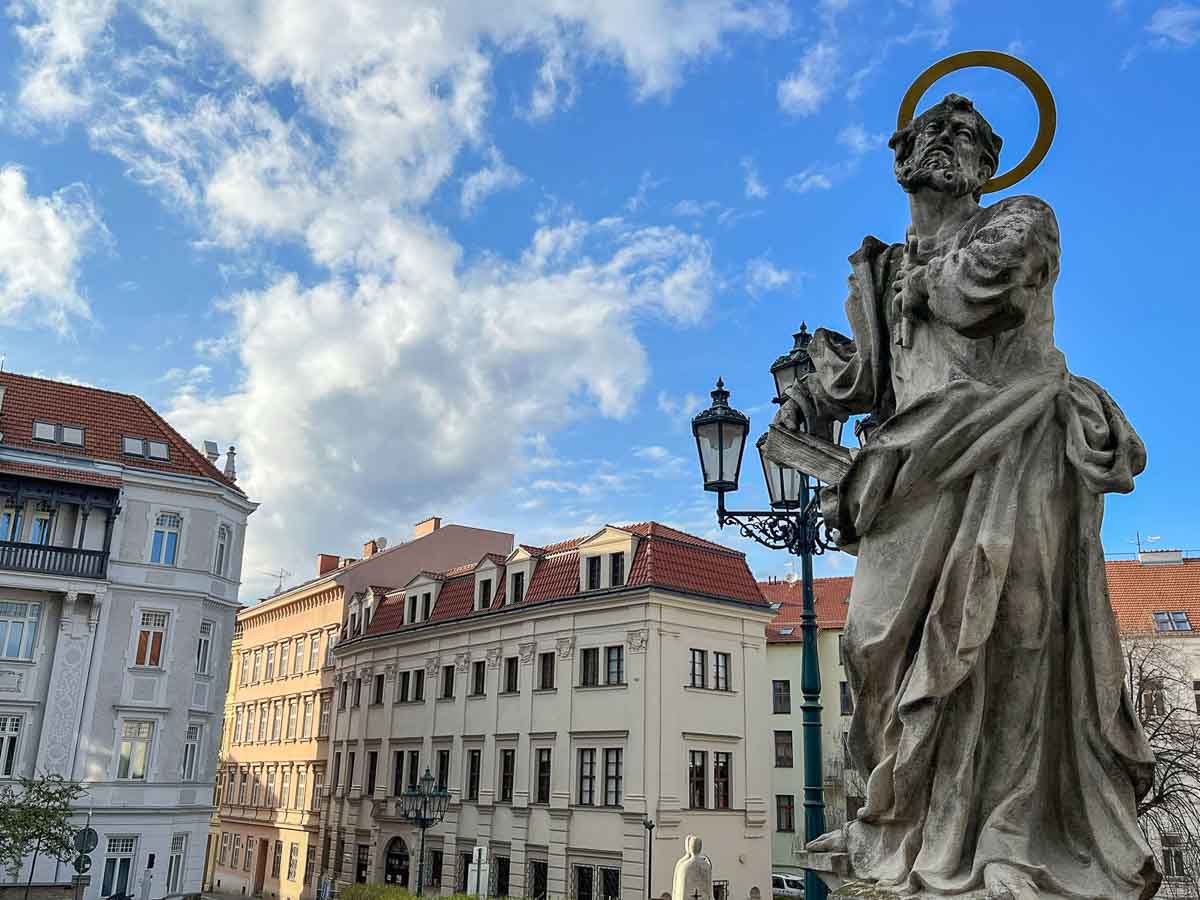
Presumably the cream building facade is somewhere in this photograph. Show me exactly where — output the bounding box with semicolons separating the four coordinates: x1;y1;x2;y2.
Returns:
321;523;774;900
212;520;513;900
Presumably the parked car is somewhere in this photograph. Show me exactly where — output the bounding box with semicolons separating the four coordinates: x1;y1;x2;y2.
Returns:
772;873;805;898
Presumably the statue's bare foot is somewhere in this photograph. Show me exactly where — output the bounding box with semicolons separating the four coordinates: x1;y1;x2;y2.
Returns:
982;863;1038;900
805;828;847;853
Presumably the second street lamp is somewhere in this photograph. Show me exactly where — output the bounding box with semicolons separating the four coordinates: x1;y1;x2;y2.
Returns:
399;768;450;896
691;328;846;900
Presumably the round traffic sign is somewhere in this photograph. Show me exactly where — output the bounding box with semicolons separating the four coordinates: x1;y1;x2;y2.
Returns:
73;854;91;874
72;828;98;854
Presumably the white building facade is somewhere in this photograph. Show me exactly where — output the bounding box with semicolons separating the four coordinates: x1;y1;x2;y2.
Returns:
320;524;774;900
0;372;256;900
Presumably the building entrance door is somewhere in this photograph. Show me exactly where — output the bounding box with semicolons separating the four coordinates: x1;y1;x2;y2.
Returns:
384;838;410;888
254;838;269;895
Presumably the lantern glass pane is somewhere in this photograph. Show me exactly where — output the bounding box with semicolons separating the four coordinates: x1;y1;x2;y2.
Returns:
697;421;727;486
760;446;803;509
773;362;800;402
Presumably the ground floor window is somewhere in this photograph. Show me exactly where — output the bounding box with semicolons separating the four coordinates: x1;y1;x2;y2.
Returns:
572;864;620;900
428;849;443;889
458;852;473;893
305;847;315;885
355;844;369;883
528;859;549;900
166;834;186;893
1163;833;1190;877
101;837;137;898
491;855;510;897
714;880;729;900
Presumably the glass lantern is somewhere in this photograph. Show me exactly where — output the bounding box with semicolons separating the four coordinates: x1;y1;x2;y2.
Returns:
691;379;750;494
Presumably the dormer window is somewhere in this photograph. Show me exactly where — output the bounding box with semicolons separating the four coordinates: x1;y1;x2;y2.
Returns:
510;571;525;605
123;437;170;460
407;595;419;624
479;578;492;610
610;552;625;587
586;556;601;590
422;592;432;619
33;421;84;446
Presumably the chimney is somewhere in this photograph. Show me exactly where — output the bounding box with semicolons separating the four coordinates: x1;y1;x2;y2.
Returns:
317;553;340;577
413;516;442;539
362;539;378;559
223;445;238;482
1139;549;1185;565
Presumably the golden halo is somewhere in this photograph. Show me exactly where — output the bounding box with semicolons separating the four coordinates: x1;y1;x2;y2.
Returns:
897;50;1056;194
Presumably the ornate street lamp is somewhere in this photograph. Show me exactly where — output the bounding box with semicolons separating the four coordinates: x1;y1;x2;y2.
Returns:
399;768;450;896
691;328;846;900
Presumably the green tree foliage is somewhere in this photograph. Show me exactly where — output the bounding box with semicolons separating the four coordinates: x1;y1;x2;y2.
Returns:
0;773;87;891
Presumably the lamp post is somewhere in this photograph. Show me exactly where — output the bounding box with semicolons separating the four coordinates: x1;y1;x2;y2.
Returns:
691;326;843;900
643;818;655;900
399;768;451;896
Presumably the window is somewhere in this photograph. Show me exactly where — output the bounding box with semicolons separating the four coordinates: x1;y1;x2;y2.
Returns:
61;425;84;446
281;768;292;808
196;620;213;675
1163;834;1189;878
293;638;304;674
238;767;248;804
271;702;283;740
288;843;300;881
840;681;854;716
181;724;201;781
266;768;277;805
231;835;242;869
471;660;486;695
689;649;707;688
353;677;362;707
164;832;185;893
413;669;425;701
102;837;137;898
134;611;168;667
774;731;794;768
244;836;256;872
586;556;601;590
479;578;492;609
287;700;298;739
325;633;336;667
407;750;421;790
147;440;169;460
302;697;314;738
305;848;316;886
436;749;450;792
689;750;707;808
539;651;556;690
122;436;144;456
117;721;153;780
604;748;623;806
606;646;624;685
251;769;262;805
373;673;385;704
266;645;276;679
279;641;290;676
776;794;796;832
1142;678;1167;719
0;507;21;542
32;420;57;442
258;704;269;741
28;512;50;545
536;748;551;803
220;833;230;866
367;751;378;795
578;748;596;805
347;751;356;789
0;715;21;777
339;680;348;709
214;525;230;576
422;592;432;619
407;595;418;624
504;656;519;693
1194;680;1200;714
511;571;524;604
1154;611;1193;632
772;679;791;714
233;708;244;745
397;670;412;702
610;552;625;587
494;856;511;897
252;649;262;681
466;749;481;801
580;647;600;686
356;845;369;883
240;652;250;686
499;749;515;802
150;512;181;565
313;772;323;810
332;752;342;791
272;840;283;878
442;664;456;699
714;752;731;809
714;652;731;690
309;634;321;671
0;601;40;661
318;697;330;736
295;768;306;808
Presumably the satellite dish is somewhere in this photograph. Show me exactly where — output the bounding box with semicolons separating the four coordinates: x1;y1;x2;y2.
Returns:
375;537;388;551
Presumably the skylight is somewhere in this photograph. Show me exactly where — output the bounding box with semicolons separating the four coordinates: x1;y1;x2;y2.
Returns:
33;421;85;447
1153;611;1192;632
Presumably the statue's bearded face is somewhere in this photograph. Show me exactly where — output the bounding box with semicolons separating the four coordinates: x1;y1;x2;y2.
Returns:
894;109;996;199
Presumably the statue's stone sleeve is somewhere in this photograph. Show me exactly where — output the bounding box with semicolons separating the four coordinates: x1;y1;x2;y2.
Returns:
923;195;1060;338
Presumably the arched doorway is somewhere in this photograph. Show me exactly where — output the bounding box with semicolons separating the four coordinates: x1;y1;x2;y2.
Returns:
384;837;410;888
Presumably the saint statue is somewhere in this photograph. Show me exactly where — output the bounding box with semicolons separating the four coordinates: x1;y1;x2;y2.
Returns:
671;835;713;900
775;92;1160;899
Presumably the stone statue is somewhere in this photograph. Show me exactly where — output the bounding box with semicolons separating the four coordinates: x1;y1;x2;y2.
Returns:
671;835;713;900
775;93;1160;899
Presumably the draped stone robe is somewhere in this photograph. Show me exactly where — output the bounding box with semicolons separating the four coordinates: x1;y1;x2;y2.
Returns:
802;195;1160;899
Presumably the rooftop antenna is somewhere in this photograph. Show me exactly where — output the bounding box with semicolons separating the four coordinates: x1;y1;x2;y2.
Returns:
1130;532;1162;553
262;568;292;595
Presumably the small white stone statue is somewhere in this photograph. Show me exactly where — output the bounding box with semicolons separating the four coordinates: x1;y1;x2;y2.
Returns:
671;835;712;900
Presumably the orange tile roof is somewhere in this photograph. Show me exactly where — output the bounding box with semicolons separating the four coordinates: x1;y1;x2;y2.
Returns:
0;460;122;490
362;522;767;639
0;371;240;492
761;560;1200;641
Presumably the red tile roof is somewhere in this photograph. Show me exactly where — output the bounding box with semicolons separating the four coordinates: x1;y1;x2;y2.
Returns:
362;522;767;639
761;576;854;641
0;371;240;492
761;560;1200;640
0;460;122;490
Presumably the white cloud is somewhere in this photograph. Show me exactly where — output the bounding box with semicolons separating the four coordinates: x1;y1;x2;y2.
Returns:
0;166;102;333
1147;3;1200;46
10;0;116;122
656;389;704;424
461;146;526;215
745;255;793;296
784;166;834;193
624;170;663;213
741;156;768;199
837;123;886;157
672;199;722;217
778;41;838;117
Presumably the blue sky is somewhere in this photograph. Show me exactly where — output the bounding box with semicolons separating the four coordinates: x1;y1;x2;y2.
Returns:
0;0;1197;598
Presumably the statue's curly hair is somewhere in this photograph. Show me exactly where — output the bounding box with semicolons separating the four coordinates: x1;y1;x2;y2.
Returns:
889;93;1003;199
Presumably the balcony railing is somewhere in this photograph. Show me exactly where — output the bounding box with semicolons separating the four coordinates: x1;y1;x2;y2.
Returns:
0;541;108;579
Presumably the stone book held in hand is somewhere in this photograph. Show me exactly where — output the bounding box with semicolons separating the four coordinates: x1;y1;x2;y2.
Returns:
761;425;854;485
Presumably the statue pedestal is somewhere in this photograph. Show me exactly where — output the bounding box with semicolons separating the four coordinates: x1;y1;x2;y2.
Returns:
794;851;852;894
